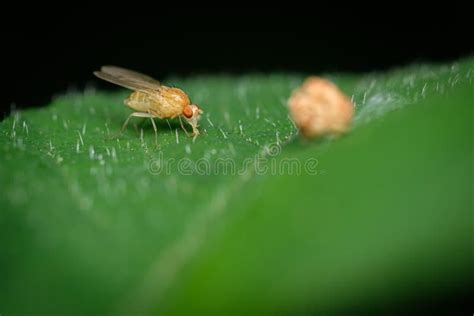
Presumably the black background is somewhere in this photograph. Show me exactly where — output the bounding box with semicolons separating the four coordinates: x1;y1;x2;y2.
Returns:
2;7;472;118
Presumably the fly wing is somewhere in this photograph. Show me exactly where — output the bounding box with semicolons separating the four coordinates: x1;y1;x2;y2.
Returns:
94;65;161;91
100;66;161;86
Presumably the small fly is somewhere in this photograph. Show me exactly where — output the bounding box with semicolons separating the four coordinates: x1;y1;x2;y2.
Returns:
94;66;203;145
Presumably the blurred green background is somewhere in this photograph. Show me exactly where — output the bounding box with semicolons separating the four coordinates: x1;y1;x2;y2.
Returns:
1;57;472;315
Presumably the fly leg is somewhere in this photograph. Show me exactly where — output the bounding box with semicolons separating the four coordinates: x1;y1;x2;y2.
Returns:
107;112;135;140
178;115;191;137
147;111;159;149
109;112;159;148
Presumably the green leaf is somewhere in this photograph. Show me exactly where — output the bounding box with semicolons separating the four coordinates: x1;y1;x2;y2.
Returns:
1;57;472;315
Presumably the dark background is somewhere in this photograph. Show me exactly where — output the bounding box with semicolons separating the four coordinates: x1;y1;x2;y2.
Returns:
2;9;472;117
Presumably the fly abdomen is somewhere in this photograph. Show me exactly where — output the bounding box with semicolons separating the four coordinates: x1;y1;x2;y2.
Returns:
124;91;155;113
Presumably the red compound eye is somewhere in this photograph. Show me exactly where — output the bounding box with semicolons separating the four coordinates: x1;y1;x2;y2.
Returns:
183;105;193;118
